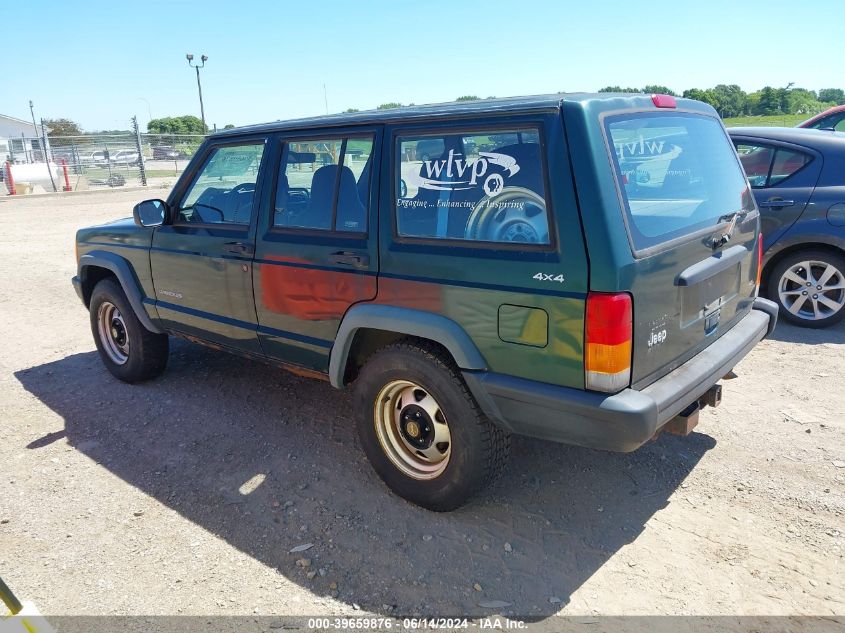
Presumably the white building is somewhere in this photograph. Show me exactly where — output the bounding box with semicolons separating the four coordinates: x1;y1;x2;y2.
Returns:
0;113;48;164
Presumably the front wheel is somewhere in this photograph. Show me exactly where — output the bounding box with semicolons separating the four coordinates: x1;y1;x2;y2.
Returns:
89;278;169;382
354;341;509;511
768;250;845;328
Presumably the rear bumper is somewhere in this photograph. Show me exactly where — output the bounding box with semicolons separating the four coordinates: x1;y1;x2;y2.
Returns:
464;299;777;452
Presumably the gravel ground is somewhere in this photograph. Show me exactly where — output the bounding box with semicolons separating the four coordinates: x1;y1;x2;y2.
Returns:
0;190;843;619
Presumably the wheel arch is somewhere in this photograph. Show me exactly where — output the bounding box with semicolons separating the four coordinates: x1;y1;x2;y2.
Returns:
329;304;487;389
78;251;162;334
762;238;845;293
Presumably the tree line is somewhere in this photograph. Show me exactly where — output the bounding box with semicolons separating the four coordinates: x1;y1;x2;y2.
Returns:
598;85;845;118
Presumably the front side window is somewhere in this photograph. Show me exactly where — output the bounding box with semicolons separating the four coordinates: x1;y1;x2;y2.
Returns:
274;136;374;233
395;127;550;245
178;142;265;225
606;113;751;251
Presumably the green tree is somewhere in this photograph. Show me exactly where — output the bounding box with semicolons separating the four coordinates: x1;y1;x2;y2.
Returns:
44;118;82;136
598;86;639;93
223;124;235;129
818;88;845;105
377;102;403;110
755;87;781;115
711;84;747;117
642;85;676;96
147;115;206;135
785;88;820;115
683;88;719;109
344;108;360;113
455;95;479;101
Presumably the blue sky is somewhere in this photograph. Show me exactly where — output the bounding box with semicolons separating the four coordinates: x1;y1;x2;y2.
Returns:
3;0;839;131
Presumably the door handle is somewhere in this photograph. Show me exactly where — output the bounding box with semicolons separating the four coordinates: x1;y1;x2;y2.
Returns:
758;199;794;208
223;241;254;256
329;251;369;268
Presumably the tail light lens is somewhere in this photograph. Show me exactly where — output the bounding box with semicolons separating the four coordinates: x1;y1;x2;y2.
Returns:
756;233;763;293
585;292;632;393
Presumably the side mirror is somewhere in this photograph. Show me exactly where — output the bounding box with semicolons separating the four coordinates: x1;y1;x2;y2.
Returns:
133;199;167;227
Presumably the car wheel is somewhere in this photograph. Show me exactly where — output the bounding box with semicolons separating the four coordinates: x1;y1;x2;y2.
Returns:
89;278;169;382
354;341;510;511
768;249;845;328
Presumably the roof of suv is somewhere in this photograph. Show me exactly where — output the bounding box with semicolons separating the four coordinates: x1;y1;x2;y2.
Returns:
212;92;710;137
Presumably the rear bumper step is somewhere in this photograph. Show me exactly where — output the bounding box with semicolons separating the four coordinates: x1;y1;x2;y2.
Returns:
464;301;776;452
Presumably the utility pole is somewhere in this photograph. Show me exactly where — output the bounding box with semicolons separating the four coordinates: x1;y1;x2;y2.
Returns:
186;54;208;132
28;100;38;162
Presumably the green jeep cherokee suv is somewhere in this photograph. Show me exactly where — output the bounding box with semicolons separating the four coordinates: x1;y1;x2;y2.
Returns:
73;93;778;510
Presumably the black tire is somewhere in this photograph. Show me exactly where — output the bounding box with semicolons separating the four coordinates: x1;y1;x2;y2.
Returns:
767;249;845;328
354;341;510;511
89;278;169;382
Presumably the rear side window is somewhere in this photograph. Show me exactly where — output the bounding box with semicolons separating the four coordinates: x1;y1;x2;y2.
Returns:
735;143;811;187
274;136;374;233
605;113;751;252
394;127;550;245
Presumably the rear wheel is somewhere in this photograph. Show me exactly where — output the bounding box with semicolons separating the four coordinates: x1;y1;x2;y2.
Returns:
89;278;169;382
354;341;509;511
768;249;845;328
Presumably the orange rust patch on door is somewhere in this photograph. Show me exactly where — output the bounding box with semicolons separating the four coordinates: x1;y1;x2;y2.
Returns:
259;255;376;321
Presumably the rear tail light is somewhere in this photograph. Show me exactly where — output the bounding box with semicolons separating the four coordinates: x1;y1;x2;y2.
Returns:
585;292;632;393
756;233;763;292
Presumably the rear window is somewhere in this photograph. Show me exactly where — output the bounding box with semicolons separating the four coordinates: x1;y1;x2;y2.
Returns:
605;112;751;252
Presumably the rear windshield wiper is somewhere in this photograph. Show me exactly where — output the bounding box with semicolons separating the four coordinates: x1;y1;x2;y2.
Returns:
711;210;749;248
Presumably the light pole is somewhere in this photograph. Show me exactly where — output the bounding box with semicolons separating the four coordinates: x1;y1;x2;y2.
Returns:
186;54;208;132
28;100;38;162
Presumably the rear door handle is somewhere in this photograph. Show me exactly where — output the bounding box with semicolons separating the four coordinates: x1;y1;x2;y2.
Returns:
329;251;369;268
223;241;254;256
758;199;794;208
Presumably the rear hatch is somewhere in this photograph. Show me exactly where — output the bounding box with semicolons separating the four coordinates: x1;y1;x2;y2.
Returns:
602;109;759;388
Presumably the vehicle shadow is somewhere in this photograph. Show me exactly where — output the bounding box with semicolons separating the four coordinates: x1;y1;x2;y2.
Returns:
14;342;713;618
767;318;845;345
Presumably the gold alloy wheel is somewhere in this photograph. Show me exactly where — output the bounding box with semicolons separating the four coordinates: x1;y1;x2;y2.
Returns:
374;380;452;480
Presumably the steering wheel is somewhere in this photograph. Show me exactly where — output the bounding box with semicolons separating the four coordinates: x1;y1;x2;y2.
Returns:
464;187;548;244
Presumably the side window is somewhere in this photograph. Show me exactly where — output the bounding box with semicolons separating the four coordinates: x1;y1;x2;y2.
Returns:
735;143;810;188
178;143;265;225
769;149;810;186
395;127;549;245
809;112;845;131
274;136;374;233
735;143;774;188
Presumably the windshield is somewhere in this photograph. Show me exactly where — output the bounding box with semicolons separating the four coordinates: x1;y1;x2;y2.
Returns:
605;112;752;252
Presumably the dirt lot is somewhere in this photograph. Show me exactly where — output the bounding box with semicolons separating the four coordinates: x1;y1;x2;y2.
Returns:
0;189;843;619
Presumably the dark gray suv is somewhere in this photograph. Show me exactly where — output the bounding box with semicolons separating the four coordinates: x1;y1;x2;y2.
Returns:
729;127;845;328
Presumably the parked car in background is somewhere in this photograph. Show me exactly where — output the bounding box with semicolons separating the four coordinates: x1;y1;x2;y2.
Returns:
798;105;845;131
151;145;181;160
729;127;845;327
79;150;107;166
109;150;140;166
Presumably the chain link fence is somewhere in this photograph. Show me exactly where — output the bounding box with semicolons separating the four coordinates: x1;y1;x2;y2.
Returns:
2;122;205;194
